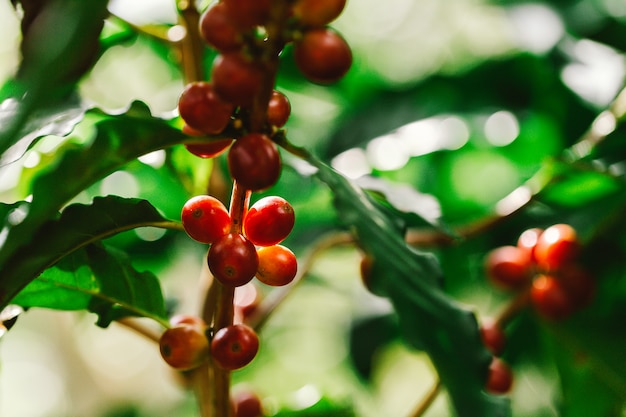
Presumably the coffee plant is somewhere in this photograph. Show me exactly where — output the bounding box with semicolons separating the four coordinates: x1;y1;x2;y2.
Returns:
0;0;625;416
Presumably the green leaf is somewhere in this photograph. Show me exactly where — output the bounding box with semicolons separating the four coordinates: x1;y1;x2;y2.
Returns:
0;196;180;311
13;243;169;327
309;155;510;417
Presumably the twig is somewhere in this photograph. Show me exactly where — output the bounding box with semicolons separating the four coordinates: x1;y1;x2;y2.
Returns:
116;317;161;343
409;378;442;417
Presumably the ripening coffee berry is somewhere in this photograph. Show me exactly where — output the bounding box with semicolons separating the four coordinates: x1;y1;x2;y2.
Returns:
223;0;272;29
484;246;533;290
267;90;291;128
228;133;281;191
233;389;264;417
208;233;259;287
212;53;264;107
256;245;298;286
211;324;260;370
293;0;347;27
185;139;234;159
200;2;244;52
533;224;581;271
485;357;513;395
480;318;506;356
181;195;231;244
530;274;574;321
294;28;352;84
178;82;234;134
159;324;210;370
243;196;295;246
516;227;543;263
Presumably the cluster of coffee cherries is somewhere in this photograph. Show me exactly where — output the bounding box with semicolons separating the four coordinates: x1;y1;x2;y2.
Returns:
480;223;596;394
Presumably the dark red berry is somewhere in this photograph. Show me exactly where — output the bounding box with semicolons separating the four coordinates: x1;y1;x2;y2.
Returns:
480;318;506;356
294;28;352;84
485;357;513;394
228;133;281;191
484;246;533;290
267;90;291;128
243;196;295;246
178;82;234;134
516;227;543;264
159;325;209;370
223;0;272;29
256;245;298;286
208;233;259;287
530;274;574;321
211;324;259;370
200;2;244;52
181;195;231;244
212;53;265;107
233;389;264;417
185;139;234;159
293;0;347;27
533;224;581;271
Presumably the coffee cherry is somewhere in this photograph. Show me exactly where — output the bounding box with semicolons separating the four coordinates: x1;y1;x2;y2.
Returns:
293;0;347;27
516;227;543;263
233;389;264;417
530;274;574;321
294;28;352;84
480;318;506;356
178;82;234;134
485;357;513;395
159;324;209;370
228;133;281;191
185;139;234;159
211;324;259;370
267;90;291;128
212;53;265;107
200;2;244;52
359;254;375;293
484;246;533;290
243;196;295;246
182;195;231;244
533;224;581;271
208;233;259;287
256;245;298;286
223;0;272;29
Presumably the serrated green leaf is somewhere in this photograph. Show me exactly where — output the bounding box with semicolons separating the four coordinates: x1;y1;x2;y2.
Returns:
13;243;169;327
0;196;180;311
309;155;510;417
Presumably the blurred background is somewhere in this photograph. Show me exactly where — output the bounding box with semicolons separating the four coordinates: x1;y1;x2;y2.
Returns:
1;0;625;416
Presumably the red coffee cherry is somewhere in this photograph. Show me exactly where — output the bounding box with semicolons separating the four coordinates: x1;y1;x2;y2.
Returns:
256;245;298;286
516;227;543;263
243;196;295;246
185;139;234;159
211;324;260;370
293;0;347;27
484;246;533;290
228;133;281;191
533;224;581;271
208;233;259;287
485;357;513;395
294;28;352;84
159;324;209;370
223;0;272;29
233;389;264;417
480;318;506;356
267;90;291;128
200;2;244;52
181;195;231;244
178;82;234;134
530;274;574;321
212;53;265;107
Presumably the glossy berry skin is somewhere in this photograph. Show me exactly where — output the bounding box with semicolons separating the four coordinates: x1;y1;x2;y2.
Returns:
159;325;209;370
233;389;263;417
516;227;543;263
294;28;352;84
484;246;533;290
181;195;231;244
212;53;265;107
185;139;234;159
178;82;234;134
200;2;243;52
228;133;281;191
530;274;574;321
485;357;513;395
211;324;259;371
533;224;581;271
480;318;506;356
256;245;298;286
223;0;271;29
208;233;259;287
293;0;347;27
267;90;291;128
243;196;295;246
